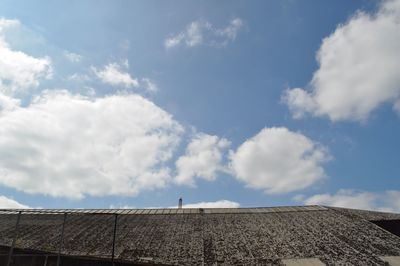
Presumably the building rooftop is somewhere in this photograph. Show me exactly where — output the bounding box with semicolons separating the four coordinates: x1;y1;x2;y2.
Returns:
0;205;399;265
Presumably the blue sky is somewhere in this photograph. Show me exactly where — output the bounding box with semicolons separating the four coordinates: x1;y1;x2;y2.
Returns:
0;0;399;211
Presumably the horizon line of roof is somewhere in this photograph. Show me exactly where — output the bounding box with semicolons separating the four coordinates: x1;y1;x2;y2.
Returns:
0;205;327;215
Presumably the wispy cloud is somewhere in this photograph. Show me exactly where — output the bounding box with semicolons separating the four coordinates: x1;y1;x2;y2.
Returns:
165;18;243;49
91;61;139;88
91;61;160;93
64;51;82;63
141;78;158;92
67;73;91;82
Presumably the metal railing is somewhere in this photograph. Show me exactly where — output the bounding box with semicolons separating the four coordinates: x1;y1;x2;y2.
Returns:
0;210;120;266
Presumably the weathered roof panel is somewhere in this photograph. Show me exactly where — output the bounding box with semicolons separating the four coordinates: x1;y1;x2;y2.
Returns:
0;206;399;265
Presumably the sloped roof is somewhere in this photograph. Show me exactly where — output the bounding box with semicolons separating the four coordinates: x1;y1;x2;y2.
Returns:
330;206;400;221
0;206;399;265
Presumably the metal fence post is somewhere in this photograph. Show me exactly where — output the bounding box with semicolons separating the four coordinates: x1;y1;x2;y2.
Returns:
111;214;118;266
7;211;21;266
56;212;67;266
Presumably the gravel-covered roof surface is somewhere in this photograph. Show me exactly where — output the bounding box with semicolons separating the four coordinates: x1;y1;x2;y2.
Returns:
0;206;399;265
330;206;400;221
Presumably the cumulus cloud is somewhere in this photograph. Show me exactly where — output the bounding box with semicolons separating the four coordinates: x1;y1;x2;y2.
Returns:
0;195;30;209
165;18;243;49
229;127;330;194
64;51;82;63
300;189;400;212
0;92;20;114
0;91;183;199
92;62;139;88
283;0;400;121
0;18;52;95
180;199;240;208
175;133;230;186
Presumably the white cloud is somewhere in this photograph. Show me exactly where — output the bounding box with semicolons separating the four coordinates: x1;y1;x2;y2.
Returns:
185;21;209;47
302;189;377;210
165;18;243;49
165;33;185;49
229;127;330;194
141;78;158;92
0;91;183;199
386;190;400;211
175;133;230;186
0;18;52;96
300;189;400;212
92;62;139;88
283;88;318;119
127;200;240;209
180;199;240;208
92;63;159;92
64;51;82;63
0;18;20;31
0;195;29;209
109;204;135;209
0;92;20;114
165;21;209;48
283;0;400;121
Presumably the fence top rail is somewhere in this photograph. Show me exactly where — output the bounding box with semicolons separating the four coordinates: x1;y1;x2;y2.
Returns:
0;205;328;216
